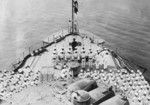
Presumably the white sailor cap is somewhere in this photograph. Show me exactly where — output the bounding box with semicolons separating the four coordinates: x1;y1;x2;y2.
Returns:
114;83;117;86
135;92;138;96
64;65;67;68
131;70;134;73
136;73;140;76
132;73;136;77
117;70;120;73
138;97;141;102
31;53;34;56
87;69;90;72
143;91;147;95
103;77;107;81
132;86;136;90
109;69;112;73
80;69;83;73
125;69;128;73
138;82;141;85
139;72;142;75
39;48;42;51
120;75;123;79
104;48;108;50
141;76;144;79
4;69;7;73
35;50;38;53
127;77;130;81
124;87;127;91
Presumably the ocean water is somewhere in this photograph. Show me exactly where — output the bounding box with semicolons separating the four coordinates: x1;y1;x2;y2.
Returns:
0;0;150;78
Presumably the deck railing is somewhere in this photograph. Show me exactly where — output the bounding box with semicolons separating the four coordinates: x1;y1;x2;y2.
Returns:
4;28;70;72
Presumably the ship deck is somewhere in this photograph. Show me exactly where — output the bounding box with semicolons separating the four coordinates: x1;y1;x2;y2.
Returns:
0;30;149;105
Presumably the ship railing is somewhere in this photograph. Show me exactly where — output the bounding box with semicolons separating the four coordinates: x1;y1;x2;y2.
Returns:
4;28;70;72
43;29;69;43
79;29;105;45
109;46;147;74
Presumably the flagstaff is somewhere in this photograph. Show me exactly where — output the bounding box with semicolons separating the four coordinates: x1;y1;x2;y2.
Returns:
72;0;74;34
72;0;78;34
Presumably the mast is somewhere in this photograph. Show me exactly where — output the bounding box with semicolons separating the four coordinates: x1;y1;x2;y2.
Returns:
72;0;74;34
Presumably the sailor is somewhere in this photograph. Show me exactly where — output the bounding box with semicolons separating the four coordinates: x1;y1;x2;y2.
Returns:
52;48;58;60
141;92;147;103
18;68;24;74
65;48;72;61
93;70;97;76
103;76;108;84
61;68;69;80
52;48;58;69
137;97;142;105
95;53;100;69
3;69;8;74
88;50;94;68
78;69;84;79
59;48;65;61
145;97;150;105
85;69;91;78
129;87;135;98
81;47;86;68
108;69;112;77
82;71;87;78
71;38;78;51
68;69;73;78
62;63;67;69
73;50;78;61
93;70;99;80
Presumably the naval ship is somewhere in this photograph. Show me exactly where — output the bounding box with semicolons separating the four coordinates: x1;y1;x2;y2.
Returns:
0;0;150;105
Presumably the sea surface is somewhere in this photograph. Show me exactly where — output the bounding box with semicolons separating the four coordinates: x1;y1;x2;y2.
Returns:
0;0;150;78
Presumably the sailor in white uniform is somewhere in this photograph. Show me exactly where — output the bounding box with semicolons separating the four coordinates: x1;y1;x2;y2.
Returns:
52;48;58;60
59;48;65;61
65;48;72;61
95;52;100;69
78;69;84;79
85;69;91;78
73;50;78;61
52;48;58;68
61;68;69;80
81;47;86;68
88;50;94;68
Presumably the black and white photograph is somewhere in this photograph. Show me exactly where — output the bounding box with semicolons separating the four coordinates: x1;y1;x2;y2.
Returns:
0;0;150;105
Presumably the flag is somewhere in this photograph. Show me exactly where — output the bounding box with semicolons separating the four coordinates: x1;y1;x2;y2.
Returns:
73;0;78;14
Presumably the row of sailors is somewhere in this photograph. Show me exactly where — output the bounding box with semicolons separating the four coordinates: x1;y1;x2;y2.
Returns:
0;69;41;99
78;69;150;105
52;47;96;61
52;47;108;69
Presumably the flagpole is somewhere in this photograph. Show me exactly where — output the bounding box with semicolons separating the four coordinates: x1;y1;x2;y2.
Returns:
72;0;74;34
